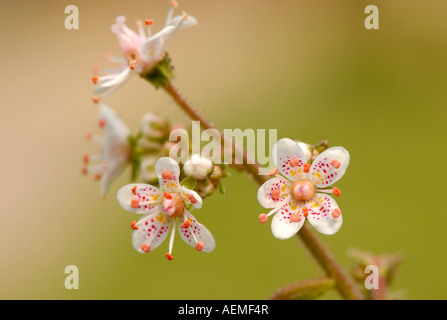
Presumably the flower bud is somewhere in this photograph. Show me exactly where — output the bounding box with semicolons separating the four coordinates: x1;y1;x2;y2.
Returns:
194;180;216;198
296;141;313;162
209;165;222;184
140;112;170;141
139;155;158;184
183;154;214;180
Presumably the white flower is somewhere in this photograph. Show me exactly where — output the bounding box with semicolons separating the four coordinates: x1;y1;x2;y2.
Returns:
82;105;130;197
92;1;197;102
258;138;350;238
183;154;214;180
117;157;215;260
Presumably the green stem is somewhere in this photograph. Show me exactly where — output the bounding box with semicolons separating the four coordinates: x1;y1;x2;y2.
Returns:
162;80;363;300
269;277;335;300
297;224;363;300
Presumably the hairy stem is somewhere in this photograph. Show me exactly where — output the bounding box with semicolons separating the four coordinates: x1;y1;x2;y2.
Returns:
269;276;335;300
297;224;363;300
162;80;363;300
163;81;265;185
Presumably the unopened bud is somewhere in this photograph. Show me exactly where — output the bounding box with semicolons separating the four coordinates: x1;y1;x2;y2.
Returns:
139;156;158;184
183;154;214;180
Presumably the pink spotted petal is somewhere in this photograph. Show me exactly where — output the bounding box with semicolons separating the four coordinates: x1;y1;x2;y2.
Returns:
132;211;172;253
117;183;163;214
180;187;203;209
155;157;181;193
309;147;350;188
272;138;307;182
257;176;292;209
178;211;215;253
271;199;305;240
307;193;343;235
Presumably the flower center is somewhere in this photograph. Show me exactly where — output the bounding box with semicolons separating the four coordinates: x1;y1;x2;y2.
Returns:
292;180;315;201
162;194;184;217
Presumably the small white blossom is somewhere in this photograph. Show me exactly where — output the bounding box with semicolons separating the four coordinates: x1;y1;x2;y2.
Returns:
82;105;130;197
117;157;215;260
92;1;197;102
258;138;349;238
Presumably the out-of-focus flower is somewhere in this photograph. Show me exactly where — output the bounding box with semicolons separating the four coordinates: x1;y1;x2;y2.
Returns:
138;155;158;184
258;138;350;238
82;105;130;197
117;157;215;260
92;1;197;102
138;112;170;151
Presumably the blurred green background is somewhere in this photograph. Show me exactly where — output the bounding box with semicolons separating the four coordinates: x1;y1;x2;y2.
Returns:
1;0;446;299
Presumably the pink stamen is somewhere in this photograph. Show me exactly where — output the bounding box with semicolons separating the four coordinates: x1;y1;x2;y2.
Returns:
290;213;301;222
303;163;310;173
188;194;197;204
332;208;341;219
195;241;204;251
98;119;106;128
171;0;178;8
141;243;151;253
162;171;173;180
303;207;309;218
181;220;191;228
131;195;140;208
94;173;102;180
331;159;341;169
271;189;281;201
165;252;174;261
258;213;268;224
289;158;300;167
333;187;341;197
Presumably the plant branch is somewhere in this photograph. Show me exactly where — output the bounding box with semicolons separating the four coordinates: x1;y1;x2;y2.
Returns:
162;80;363;300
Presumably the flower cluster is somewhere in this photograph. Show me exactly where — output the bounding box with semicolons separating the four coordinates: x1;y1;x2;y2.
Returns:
82;1;353;265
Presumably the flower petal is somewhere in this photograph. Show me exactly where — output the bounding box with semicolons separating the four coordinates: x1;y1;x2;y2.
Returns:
94;68;131;95
178;211;216;253
141;25;175;54
257;176;292;209
309;147;350;188
272;138;307;181
180;187;203;209
271;199;305;240
155;157;181;192
306;193;343;235
167;15;198;28
117;183;163;214
132;211;172;253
